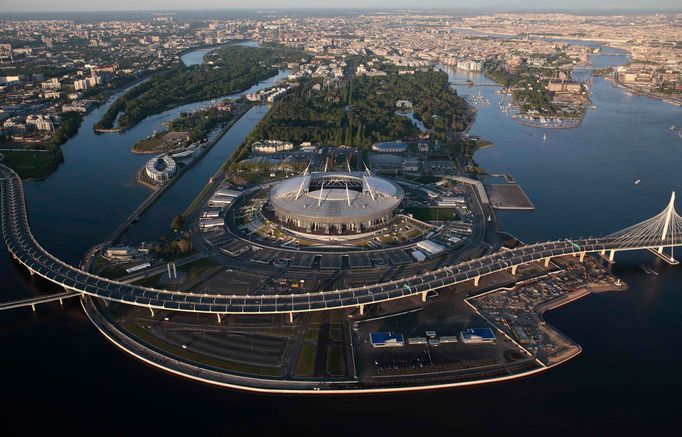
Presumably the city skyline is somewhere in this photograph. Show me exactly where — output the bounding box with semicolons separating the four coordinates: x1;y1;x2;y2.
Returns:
3;0;682;13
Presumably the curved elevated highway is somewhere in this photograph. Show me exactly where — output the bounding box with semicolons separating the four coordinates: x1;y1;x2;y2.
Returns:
2;164;680;315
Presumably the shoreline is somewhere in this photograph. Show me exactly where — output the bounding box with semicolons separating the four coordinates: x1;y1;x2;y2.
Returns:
34;42;644;393
2;74;155;179
130;103;251;155
484;78;588;130
516;118;583;129
95;67;282;134
79;254;626;394
610;76;682;107
105;105;251;243
82;296;553;395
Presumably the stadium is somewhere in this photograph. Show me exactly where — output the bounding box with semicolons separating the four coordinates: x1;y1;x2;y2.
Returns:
268;171;404;235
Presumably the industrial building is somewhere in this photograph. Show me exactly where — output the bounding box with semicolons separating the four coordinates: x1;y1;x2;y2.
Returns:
200;218;225;232
370;332;405;347
208;189;242;208
416;240;446;257
460;328;496;344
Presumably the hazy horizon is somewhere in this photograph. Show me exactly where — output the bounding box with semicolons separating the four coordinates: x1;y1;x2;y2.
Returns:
3;0;682;14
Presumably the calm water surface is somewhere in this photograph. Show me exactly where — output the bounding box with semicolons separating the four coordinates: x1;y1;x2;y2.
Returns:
1;46;682;434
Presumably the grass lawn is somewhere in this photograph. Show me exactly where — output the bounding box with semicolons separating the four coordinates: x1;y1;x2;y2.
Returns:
123;322;280;376
404;207;459;221
132;136;167;153
181;257;221;282
328;325;344;342
326;344;345;376
304;325;320;343
99;261;147;279
132;274;163;287
294;343;317;377
237;171;286;184
1;149;61;179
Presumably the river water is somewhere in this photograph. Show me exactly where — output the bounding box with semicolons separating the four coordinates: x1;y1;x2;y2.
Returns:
2;45;682;434
15;41;286;265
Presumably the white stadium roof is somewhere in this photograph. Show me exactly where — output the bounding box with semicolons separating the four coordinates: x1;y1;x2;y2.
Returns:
269;172;403;223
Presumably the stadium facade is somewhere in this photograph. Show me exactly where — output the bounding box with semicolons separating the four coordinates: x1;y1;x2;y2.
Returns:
269;171;403;234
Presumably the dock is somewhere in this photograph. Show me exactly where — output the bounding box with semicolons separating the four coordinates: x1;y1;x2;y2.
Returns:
487;184;535;210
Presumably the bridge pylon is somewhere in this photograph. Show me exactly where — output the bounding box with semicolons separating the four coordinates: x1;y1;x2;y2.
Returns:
606;191;681;266
658;192;675;255
650;192;679;265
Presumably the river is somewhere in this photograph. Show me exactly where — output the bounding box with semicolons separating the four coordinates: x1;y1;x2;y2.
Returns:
15;41;286;264
181;40;259;66
2;45;682;434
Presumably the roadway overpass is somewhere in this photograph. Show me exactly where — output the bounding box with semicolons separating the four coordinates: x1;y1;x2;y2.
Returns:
0;291;78;311
2;164;681;317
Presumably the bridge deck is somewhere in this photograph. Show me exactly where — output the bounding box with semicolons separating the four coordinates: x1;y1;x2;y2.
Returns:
1;164;680;315
0;291;78;311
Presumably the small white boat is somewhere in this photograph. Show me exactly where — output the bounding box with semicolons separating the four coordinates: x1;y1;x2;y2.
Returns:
543;134;547;141
634;179;641;185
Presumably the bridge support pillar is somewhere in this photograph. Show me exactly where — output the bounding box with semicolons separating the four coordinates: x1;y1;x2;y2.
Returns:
167;262;177;279
421;291;428;302
474;276;480;287
579;252;586;262
544;257;551;268
511;265;518;276
609;250;616;263
359;304;365;316
149;307;154;317
647;248;679;265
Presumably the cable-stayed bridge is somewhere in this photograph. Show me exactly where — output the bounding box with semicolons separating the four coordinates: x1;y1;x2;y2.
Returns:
2;163;680;316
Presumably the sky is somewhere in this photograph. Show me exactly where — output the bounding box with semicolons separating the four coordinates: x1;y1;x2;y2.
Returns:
2;0;681;13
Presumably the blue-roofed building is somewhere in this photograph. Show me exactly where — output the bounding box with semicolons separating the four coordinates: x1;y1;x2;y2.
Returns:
459;328;496;344
370;332;405;347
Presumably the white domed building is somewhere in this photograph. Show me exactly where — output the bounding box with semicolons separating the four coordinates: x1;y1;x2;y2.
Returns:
269;171;403;235
145;155;177;183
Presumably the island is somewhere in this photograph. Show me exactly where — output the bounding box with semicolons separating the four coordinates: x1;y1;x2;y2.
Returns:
94;45;306;132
